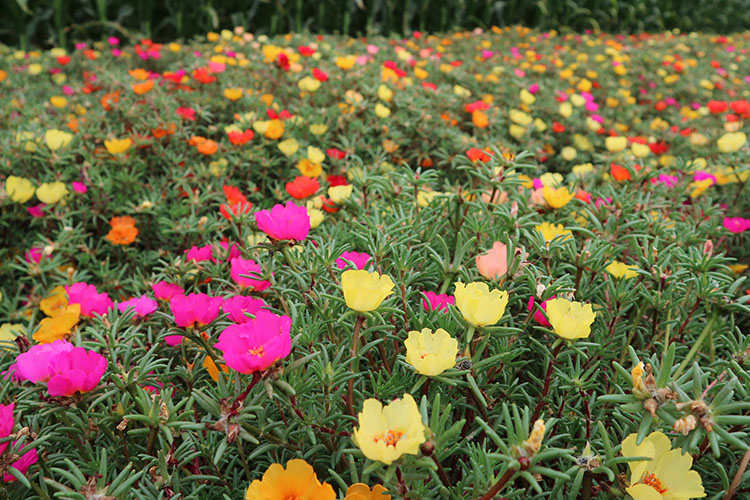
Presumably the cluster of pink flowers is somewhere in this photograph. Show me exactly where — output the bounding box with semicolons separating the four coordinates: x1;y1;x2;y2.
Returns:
9;340;107;397
0;403;38;482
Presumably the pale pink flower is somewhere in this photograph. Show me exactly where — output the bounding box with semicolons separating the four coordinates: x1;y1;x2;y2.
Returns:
65;282;113;317
476;242;508;280
254;201;310;241
214;310;291;374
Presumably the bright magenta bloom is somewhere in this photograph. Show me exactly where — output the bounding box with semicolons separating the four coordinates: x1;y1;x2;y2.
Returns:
118;295;158;317
723;217;750;233
10;340;75;383
46;347;107;397
185;244;214;262
254;201;310;241
527;295;555;327
230;257;271;291
152;281;184;301
422;291;454;313
65;282;114;317
170;293;223;328
214;310;291;373
222;295;266;323
336;251;372;270
0;403;38;483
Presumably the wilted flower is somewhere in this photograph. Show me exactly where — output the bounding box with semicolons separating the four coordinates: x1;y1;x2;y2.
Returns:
352;393;426;465
341;270;395;312
214;310;291;373
404;328;458;376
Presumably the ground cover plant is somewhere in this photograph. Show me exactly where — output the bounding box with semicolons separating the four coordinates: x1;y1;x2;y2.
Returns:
1;25;750;500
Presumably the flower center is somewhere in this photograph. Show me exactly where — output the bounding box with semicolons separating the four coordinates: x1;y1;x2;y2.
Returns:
374;429;404;447
641;472;667;494
248;346;265;357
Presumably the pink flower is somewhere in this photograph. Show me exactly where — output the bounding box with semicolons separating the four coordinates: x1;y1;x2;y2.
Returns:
723;217;750;233
528;83;539;94
107;36;120;46
46;347;107;397
476;242;508;280
650;174;678;187
72;181;87;193
118;296;158;317
528;296;555;327
230;257;271;290
8;340;75;383
254;201;310;241
213;310;292;374
168;294;223;344
177;107;196;121
217;241;242;262
65;282;113;317
693;171;717;185
24;247;43;264
422;291;455;313
594;197;613;209
185;244;213;262
0;403;38;483
152;282;184;301
27;204;46;217
222;295;267;323
336;251;372;270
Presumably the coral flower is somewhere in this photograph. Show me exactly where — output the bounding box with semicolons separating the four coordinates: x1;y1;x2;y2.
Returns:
170;293;223;329
117;296;158;317
230;257;271;291
197;139;218;155
542;186;574;208
214;310;291;374
245;459;335;500
46;347;108;397
421;291;454;313
106;216;138;245
352;393;426;465
220;201;253;220
222;295;266;323
475;241;508;280
0;404;38;483
285;176;320;199
336;251;372;270
255;201;310;241
404;328;458;376
65;283;114;317
345;484;391;500
453;282;509;327
33;303;81;343
341;270;395;312
545;298;596;340
132;79;154;95
622;431;705;500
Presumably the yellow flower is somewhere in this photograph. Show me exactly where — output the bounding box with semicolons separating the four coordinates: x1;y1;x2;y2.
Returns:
622;431;705;500
0;323;24;351
404;328;458;376
377;84;393;102
374;103;391;118
104;138;132;155
453;282;509;327
572;163;594;178
50;96;67;108
328;185;353;204
336;55;356;70
45;129;73;151
264;119;285;139
560;146;577;161
453;85;471;98
631;142;650;158
352;393;426;465
245;459;335;500
689;179;713;199
520;419;546;457
298;76;320;93
631;361;650;399
717;131;746;153
309;123;328;135
36;181;69;204
32;303;81;344
297;158;322;178
278;138;299;156
345;483;391;500
605;136;627;152
542;186;574;209
5;176;35;203
606;260;638;280
40;285;68;316
307;207;324;228
223;88;243;101
341;270;395;312
534;222;572;245
509;109;532;126
545;298;596;340
307;146;325;164
417;190;439;207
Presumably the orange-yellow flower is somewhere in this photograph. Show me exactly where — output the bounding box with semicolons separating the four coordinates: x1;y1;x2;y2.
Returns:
245;459;335;500
345;484;391;500
33;303;81;343
106;216;138;245
132;80;154;95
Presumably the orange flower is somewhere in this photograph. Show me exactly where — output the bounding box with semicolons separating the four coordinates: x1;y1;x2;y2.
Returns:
345;484;391;500
106;216;138;245
610;163;633;181
472;110;489;128
152;123;177;138
132;80;154;95
100;90;120;111
197;139;218;155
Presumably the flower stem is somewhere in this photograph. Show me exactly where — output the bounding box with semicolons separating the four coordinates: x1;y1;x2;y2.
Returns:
478;467;517;500
228;372;262;418
531;342;563;423
346;314;365;416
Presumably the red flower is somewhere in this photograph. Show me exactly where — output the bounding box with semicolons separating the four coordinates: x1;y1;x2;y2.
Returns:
220;201;253;220
552;122;565;133
223;185;248;205
327;175;348;186
192;67;217;84
57;55;71;66
327;148;346;160
177;107;195;120
707;100;728;114
298;45;316;56
421;82;436;91
649;141;670;155
464;100;490;113
610;163;632;181
228;129;255;145
276;52;290;71
467;148;491;163
321;197;339;213
285;176;320;199
312;68;329;82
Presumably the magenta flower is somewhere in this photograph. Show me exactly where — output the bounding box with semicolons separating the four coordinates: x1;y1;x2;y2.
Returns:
0;403;38;483
152;281;184;301
72;181;87;193
65;282;113;317
230;257;271;291
422;291;455;313
10;340;75;383
118;296;158;317
170;293;223;328
27;204;46;217
24;247;43;264
650;174;679;187
527;295;555;327
213;310;292;374
222;295;267;323
218;241;242;262
254;201;310;241
723;217;750;233
336;251;373;270
46;347;107;397
693;171;717;185
185;244;213;263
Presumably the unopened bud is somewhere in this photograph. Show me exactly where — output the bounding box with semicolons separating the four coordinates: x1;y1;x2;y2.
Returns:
703;239;713;257
673;415;697;435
